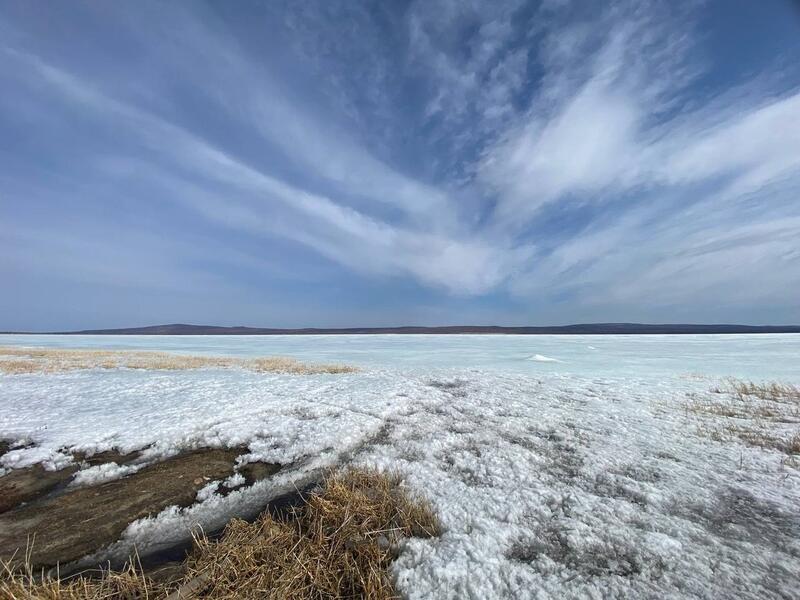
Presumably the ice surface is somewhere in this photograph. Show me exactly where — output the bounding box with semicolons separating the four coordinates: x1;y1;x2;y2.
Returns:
528;354;561;363
0;334;799;598
1;333;798;379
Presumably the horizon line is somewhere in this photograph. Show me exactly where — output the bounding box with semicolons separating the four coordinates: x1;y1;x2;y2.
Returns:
3;322;800;335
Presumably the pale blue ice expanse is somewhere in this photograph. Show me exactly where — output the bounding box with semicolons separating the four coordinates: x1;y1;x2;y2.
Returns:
1;334;797;381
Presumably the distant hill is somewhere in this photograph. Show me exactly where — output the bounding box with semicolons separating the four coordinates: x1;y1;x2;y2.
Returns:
20;323;800;335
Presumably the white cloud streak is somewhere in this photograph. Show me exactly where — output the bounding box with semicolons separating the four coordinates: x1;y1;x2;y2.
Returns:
5;43;525;295
2;0;799;320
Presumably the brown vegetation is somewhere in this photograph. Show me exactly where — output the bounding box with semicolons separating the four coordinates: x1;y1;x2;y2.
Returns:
0;347;358;376
0;468;439;600
1;559;153;600
184;468;439;599
688;378;800;455
712;379;800;403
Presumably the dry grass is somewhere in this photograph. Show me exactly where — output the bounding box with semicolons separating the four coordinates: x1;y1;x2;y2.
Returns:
688;378;800;455
184;468;439;599
789;432;800;455
705;424;798;454
0;557;160;600
0;347;358;376
0;468;439;600
713;379;800;404
686;397;791;421
688;378;800;422
249;357;358;375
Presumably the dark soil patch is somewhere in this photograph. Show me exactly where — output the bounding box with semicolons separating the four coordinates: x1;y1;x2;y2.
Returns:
0;448;147;515
238;461;281;487
217;461;281;496
73;447;144;467
0;447;280;570
0;463;80;514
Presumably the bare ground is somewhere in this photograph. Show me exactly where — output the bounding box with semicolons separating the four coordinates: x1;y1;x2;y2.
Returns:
0;447;279;570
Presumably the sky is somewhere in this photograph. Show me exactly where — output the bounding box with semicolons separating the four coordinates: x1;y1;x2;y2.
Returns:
2;0;800;330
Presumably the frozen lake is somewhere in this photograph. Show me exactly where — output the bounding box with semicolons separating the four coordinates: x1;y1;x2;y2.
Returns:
0;333;798;379
1;334;799;598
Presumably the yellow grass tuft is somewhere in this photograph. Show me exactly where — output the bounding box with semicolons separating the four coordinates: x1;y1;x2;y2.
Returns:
184;467;439;599
688;378;800;455
250;357;358;375
713;379;800;404
0;468;439;600
789;432;800;455
704;424;797;453
0;556;160;599
0;347;358;376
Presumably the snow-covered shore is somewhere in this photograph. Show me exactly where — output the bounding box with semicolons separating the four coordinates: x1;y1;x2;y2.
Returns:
1;335;798;598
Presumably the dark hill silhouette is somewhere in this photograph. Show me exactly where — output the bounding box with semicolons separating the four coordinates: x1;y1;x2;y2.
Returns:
19;323;800;335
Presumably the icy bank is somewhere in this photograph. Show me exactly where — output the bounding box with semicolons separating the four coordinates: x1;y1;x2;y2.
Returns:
0;335;798;598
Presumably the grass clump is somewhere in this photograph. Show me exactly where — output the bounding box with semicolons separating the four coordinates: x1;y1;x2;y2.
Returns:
185;468;439;599
788;432;800;455
0;468;439;600
0;558;159;600
706;424;799;454
0;347;358;376
688;378;800;455
712;379;800;404
250;357;358;375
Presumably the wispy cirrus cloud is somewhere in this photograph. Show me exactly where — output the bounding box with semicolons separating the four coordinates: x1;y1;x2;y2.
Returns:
464;0;800;317
1;0;799;328
3;33;526;297
478;5;800;220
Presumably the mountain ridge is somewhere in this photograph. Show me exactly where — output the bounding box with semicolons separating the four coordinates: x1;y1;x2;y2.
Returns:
5;323;800;335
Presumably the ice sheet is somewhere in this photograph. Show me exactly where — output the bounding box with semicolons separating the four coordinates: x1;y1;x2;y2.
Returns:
1;334;798;598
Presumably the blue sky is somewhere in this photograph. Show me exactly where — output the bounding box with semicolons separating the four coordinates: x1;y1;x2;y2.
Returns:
2;0;800;330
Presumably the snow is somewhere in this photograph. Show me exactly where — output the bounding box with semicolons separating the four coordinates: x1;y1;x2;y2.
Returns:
1;334;799;598
528;354;561;362
70;462;140;488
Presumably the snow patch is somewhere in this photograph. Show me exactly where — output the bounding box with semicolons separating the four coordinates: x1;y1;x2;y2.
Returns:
528;354;561;363
223;472;246;489
70;463;140;488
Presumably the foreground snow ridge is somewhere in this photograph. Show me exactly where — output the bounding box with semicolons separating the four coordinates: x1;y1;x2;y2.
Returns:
0;338;798;599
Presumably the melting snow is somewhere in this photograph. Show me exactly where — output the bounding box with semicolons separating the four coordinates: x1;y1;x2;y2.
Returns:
0;334;799;598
